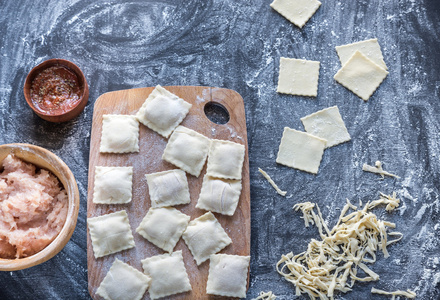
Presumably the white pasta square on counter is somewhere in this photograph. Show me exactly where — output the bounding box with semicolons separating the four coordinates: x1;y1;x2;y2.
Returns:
136;207;190;253
96;258;150;300
182;211;232;265
206;254;250;298
334;51;389;101
335;38;387;70
277;57;320;97
300;106;351;148
141;251;192;300
196;175;242;216
162;126;211;177
270;0;321;28
136;85;192;138
93;166;133;204
206;139;245;180
145;169;190;208
87;210;135;258
100;115;139;153
276;127;326;174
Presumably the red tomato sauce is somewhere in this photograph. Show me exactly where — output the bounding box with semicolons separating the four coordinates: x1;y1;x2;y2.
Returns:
30;65;81;115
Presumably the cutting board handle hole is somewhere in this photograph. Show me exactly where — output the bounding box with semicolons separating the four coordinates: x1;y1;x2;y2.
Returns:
204;101;230;125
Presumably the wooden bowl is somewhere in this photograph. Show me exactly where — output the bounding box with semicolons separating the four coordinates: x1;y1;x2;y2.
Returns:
0;143;80;271
23;58;89;123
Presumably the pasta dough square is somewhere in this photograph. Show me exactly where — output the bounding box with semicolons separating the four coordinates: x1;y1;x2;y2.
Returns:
206;254;250;298
270;0;321;28
334;51;389;101
182;211;232;265
336;38;387;70
276;127;326;174
206;139;245;180
196;175;242;216
136;85;192;138
87;210;135;258
277;57;320;97
300;106;351;148
93;166;133;204
145;169;191;208
100;115;139;153
162;126;211;177
136;207;190;253
96;258;150;300
141;251;192;300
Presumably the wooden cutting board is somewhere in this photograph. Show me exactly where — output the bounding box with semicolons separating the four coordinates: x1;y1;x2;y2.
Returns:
87;86;250;299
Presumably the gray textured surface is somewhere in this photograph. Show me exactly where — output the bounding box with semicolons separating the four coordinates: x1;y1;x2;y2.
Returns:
0;0;439;299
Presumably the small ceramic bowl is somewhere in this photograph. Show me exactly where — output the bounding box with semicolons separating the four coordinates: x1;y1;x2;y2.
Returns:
23;58;89;123
0;143;80;271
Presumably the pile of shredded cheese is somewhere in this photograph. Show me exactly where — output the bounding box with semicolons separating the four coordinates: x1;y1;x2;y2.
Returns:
277;193;407;300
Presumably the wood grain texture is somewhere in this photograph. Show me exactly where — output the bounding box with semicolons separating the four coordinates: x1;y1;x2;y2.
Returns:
87;86;250;300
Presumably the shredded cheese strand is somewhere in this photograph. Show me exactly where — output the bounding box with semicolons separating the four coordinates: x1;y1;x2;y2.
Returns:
252;291;277;300
371;287;416;299
278;193;404;300
258;168;287;196
362;161;400;179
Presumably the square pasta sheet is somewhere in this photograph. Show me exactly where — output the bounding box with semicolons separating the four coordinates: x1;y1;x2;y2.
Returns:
277;57;320;97
206;139;245;180
141;251;192;300
93;166;133;204
145;169;190;208
334;51;389;101
136;85;192;138
162;126;211;177
87;210;135;258
276;127;326;174
182;211;232;265
300;106;351;148
196;175;242;216
136;207;190;253
206;254;250;298
270;0;321;28
336;38;387;70
96;258;150;300
100;114;139;153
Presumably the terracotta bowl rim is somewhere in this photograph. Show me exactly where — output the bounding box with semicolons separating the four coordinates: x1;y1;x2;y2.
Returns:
0;143;80;271
23;58;89;122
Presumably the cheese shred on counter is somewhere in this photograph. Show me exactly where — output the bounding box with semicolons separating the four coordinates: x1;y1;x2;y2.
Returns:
277;193;404;300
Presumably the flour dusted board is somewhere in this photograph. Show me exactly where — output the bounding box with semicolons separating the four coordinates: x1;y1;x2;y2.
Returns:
87;86;250;300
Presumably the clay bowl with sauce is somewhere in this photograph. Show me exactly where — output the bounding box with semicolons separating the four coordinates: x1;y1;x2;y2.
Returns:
24;58;89;123
0;143;80;271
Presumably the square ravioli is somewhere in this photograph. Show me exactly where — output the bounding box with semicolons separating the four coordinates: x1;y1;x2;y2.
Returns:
206;139;245;180
141;251;192;300
145;169;191;208
162;126;211;177
182;211;232;265
136;207;190;253
196;175;242;216
270;0;321;28
87;210;135;258
206;254;250;298
100;115;139;153
300;106;351;148
336;38;387;70
96;258;150;300
93;166;133;204
276;127;326;174
277;57;320;97
334;51;389;101
136;85;192;138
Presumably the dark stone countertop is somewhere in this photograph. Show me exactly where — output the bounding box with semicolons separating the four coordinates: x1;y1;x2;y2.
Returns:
0;0;439;299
